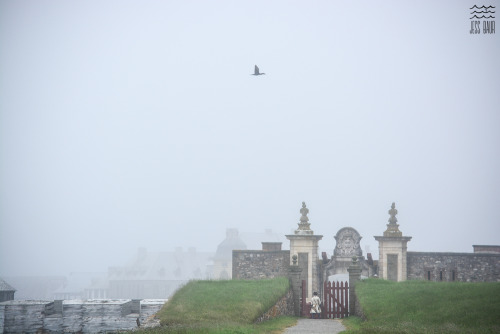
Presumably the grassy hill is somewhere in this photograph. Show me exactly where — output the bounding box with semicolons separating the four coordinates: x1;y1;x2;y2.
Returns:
343;279;500;334
137;277;296;334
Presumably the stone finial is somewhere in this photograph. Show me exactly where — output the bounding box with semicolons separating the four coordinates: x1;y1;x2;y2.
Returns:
383;202;403;237
295;201;313;235
300;201;309;222
292;254;298;265
388;202;398;224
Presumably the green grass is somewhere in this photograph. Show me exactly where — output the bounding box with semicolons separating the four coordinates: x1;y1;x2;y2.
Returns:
342;279;500;334
136;277;297;334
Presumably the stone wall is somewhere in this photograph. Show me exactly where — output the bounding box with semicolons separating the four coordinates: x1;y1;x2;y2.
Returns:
352;286;365;319
232;250;290;279
407;252;500;282
254;289;294;323
139;299;167;324
0;299;166;333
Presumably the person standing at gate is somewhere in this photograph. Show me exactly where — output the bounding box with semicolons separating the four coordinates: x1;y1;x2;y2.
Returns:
310;292;321;319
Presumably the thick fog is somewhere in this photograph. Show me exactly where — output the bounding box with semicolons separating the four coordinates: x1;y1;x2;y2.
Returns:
1;0;499;277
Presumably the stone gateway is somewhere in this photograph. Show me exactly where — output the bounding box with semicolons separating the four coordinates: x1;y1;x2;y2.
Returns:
232;201;500;316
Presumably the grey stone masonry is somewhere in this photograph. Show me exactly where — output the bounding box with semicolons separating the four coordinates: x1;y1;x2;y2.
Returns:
407;252;500;282
347;257;362;317
254;289;294;323
0;299;166;333
262;242;283;251
232;250;290;279
289;257;303;317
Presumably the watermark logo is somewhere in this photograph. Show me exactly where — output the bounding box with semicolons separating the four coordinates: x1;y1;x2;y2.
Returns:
470;5;496;34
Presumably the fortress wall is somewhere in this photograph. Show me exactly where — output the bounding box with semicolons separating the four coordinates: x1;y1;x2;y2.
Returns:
0;301;47;333
407;252;500;282
232;250;290;280
0;299;166;333
139;299;166;324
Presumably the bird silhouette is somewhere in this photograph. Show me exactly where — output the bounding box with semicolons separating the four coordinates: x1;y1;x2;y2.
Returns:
251;65;265;76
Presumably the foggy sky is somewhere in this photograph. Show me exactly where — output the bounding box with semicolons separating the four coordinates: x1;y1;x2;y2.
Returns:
1;0;499;276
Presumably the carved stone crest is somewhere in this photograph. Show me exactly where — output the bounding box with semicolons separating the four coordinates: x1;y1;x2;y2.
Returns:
334;227;362;257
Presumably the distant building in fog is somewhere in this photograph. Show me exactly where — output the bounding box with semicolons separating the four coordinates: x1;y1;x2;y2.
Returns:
2;276;66;300
212;228;286;280
107;247;213;299
0;277;16;302
52;272;106;300
213;229;247;279
84;276;109;299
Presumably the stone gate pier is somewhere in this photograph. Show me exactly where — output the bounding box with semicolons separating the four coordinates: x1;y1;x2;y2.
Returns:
286;202;323;301
374;202;412;281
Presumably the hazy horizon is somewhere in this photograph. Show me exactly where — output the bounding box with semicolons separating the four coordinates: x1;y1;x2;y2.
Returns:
1;0;499;277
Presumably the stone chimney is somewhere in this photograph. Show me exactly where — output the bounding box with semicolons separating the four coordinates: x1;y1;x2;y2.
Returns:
262;242;282;251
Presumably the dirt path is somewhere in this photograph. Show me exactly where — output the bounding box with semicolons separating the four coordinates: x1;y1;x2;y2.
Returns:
283;318;346;333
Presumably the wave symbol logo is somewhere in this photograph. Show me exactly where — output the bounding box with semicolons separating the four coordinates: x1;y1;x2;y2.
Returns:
470;5;496;19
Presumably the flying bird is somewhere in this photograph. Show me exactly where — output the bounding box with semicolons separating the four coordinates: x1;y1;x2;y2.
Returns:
251;65;265;76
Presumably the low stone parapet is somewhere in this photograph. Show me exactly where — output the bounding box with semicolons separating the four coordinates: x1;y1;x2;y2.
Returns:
254;289;294;323
0;298;167;333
